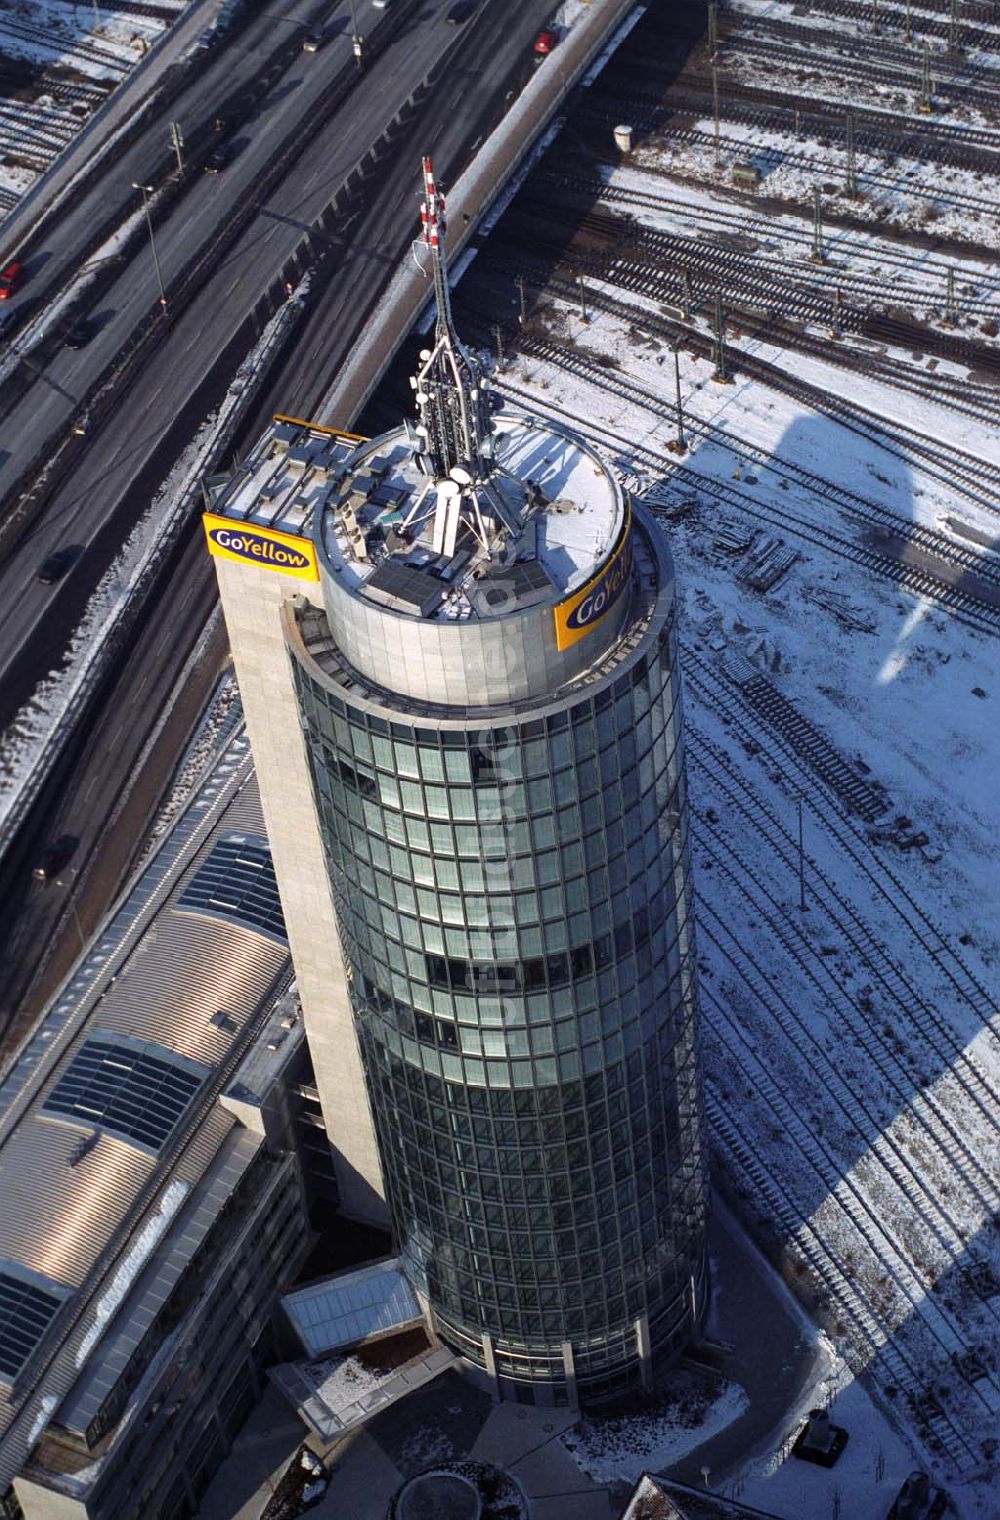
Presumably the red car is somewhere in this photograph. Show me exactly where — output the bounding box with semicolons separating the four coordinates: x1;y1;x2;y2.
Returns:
533;26;558;56
0;259;22;300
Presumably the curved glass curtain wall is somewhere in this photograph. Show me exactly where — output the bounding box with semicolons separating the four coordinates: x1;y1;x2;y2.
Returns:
290;604;708;1400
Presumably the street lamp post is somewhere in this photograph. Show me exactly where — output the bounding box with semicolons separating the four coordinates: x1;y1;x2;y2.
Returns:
56;872;86;952
132;182;168;310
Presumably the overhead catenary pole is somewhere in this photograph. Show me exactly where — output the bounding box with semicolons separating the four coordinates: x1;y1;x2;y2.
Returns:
682;268;692;320
904;0;912;42
845;112;857;197
577;272;589;322
870;0;879;35
831;284;842;340
493;323;504;369
712;292;727;382
708;0;718;57
811;185;824;262
797;796;808;912
673;345;687;454
515;274;527;326
948;0;961;53
169;120;184;175
944;266;957;324
712;63;721;167
919;41;933;111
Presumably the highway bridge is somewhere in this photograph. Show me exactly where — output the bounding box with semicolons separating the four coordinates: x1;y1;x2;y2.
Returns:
0;0;642;1048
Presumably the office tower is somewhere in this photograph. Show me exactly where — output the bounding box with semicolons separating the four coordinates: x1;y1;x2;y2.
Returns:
205;158;709;1401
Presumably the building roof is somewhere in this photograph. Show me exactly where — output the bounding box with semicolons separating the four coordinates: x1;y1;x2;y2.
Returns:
0;724;296;1494
282;1259;420;1359
621;1475;786;1520
208;413;625;625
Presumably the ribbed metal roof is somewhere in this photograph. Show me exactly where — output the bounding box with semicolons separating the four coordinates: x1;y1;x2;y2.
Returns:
0;725;295;1496
0;1268;65;1382
43;1037;205;1153
177;832;286;941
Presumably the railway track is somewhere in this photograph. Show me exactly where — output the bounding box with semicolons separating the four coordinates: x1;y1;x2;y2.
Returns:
531;266;1000;521
582;95;1000;228
532;169;1000;315
475;350;1000;641
784;0;1000;41
497;203;1000;423
0;14;132;76
686;652;1000;1047
706;1093;983;1471
723;23;1000;114
690;713;1000;1191
702;1082;978;1471
472;267;1000;568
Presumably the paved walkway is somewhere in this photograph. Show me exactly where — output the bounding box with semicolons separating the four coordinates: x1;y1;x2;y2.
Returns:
671;1200;825;1489
200;1205;824;1520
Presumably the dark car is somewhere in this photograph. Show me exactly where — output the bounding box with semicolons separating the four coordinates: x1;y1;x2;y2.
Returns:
36;546;78;583
302;29;323;51
197;28;217;48
533;25;558;55
33;834;78;882
65;316;95;349
0;259;23;300
204;143;235;173
446;0;476;21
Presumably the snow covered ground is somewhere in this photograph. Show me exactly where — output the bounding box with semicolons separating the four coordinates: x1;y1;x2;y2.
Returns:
467;6;1000;1511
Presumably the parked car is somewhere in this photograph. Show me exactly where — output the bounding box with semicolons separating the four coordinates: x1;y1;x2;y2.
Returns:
65;316;95;349
533;25;559;56
302;30;323;50
446;0;476;22
197;29;217;48
0;259;23;300
33;835;78;882
36;546;78;583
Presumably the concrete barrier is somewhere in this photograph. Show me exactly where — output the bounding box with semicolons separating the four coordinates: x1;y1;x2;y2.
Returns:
321;0;644;425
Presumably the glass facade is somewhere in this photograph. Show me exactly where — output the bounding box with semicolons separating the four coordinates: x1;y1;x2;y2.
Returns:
289;547;708;1400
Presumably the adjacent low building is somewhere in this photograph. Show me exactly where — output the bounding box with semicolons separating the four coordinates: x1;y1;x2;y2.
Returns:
0;730;331;1520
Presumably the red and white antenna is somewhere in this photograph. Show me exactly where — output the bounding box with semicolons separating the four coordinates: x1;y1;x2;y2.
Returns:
421;155;445;248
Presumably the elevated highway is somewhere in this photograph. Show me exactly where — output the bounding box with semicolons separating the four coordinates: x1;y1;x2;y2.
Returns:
0;0;643;1047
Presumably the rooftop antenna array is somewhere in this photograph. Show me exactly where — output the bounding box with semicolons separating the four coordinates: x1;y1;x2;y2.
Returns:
408;156;496;559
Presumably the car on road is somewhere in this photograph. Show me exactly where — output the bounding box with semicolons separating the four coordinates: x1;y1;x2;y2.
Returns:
197;29;217;48
65;316;95;349
302;30;323;50
204;143;236;173
446;0;476;22
33;834;78;883
36;546;79;583
533;25;559;56
0;259;23;300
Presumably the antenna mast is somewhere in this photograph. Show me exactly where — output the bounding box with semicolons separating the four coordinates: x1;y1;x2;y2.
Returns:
412;157;494;503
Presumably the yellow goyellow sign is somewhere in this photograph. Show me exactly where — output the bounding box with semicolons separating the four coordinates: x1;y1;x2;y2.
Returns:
553;503;633;651
202;513;319;582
